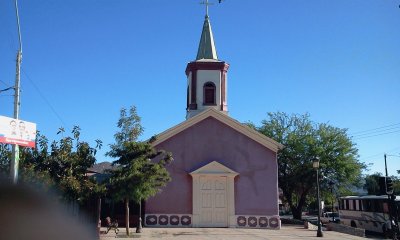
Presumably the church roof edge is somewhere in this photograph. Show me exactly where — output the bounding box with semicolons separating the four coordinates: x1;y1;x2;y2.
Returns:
151;108;284;152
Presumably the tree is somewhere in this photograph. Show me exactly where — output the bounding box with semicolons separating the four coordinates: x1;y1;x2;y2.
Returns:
364;173;400;195
0;127;103;205
254;112;365;219
107;106;172;236
23;127;102;203
393;176;400;195
364;172;382;195
0;144;12;177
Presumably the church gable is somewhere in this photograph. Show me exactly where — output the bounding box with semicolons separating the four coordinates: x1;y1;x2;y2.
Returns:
146;114;281;228
152;108;283;153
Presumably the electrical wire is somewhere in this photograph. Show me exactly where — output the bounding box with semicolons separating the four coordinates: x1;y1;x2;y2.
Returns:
350;123;400;136
0;79;12;87
350;123;400;140
21;67;68;128
352;129;400;140
352;126;400;138
360;147;400;161
0;86;14;92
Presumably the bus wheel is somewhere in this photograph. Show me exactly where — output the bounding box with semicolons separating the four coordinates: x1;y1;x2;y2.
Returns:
351;221;357;228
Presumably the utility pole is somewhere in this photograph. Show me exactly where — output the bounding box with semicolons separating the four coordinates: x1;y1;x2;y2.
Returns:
10;0;22;184
384;153;388;177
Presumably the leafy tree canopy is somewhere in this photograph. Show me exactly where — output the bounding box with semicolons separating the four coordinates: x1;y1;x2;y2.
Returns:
107;106;172;203
106;106;172;235
364;172;400;195
363;172;382;195
0;126;103;203
107;141;172;203
253;112;366;219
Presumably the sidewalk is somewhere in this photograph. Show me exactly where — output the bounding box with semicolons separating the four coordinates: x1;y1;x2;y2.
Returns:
100;225;382;239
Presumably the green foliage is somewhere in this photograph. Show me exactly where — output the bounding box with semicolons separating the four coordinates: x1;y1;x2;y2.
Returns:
0;127;103;203
255;112;366;219
393;176;400;195
363;172;382;195
106;106;172;236
107;141;172;203
107;106;173;203
0;144;12;176
113;106;143;145
364;173;400;195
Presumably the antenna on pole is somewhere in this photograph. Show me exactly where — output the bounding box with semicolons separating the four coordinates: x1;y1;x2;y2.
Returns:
10;0;23;184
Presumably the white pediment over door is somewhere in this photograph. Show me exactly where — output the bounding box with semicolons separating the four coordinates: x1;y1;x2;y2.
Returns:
190;161;239;176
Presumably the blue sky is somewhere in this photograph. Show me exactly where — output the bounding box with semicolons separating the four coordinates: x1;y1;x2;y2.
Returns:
0;0;399;176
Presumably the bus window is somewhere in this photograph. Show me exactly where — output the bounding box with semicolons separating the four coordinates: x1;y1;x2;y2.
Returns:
355;200;360;211
349;200;353;210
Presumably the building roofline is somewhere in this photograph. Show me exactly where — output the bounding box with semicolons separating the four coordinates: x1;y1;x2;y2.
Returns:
151;108;284;152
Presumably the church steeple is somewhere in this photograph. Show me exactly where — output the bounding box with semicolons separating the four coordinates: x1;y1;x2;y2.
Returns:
196;15;218;60
185;9;230;119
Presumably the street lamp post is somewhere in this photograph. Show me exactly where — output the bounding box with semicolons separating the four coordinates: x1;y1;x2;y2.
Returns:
313;157;323;237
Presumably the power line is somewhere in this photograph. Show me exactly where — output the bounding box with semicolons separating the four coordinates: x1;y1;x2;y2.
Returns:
353;129;400;140
0;79;12;87
360;147;400;161
0;86;14;92
352;126;400;137
21;67;68;128
349;123;400;140
350;123;400;136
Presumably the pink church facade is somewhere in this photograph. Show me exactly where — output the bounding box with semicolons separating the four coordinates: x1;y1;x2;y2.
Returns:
145;110;282;228
144;12;283;229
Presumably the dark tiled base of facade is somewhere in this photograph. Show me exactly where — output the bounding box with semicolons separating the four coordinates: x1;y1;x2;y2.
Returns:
146;214;192;227
237;215;280;229
145;214;280;229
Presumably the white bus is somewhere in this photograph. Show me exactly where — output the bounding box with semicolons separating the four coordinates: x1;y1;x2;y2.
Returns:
339;195;399;235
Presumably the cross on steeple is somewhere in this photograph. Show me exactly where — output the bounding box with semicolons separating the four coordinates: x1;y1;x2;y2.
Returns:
200;0;214;17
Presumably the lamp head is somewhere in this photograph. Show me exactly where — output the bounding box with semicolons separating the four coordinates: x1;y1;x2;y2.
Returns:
312;157;320;169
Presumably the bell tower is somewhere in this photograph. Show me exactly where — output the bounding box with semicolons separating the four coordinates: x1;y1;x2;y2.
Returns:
185;11;230;119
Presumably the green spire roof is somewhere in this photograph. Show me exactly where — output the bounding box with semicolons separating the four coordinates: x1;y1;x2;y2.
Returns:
196;15;218;60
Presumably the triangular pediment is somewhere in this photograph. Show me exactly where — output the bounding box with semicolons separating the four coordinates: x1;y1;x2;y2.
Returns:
151;108;283;152
190;161;238;176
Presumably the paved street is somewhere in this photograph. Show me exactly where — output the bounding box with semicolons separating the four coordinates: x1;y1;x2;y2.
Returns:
99;225;382;240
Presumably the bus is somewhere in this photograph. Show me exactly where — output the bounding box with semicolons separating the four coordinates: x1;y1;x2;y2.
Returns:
339;195;399;235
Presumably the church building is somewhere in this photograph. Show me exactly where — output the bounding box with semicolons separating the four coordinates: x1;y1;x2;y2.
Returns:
144;11;283;229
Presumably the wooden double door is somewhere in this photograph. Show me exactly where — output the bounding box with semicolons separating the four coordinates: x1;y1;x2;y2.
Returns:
198;176;228;227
